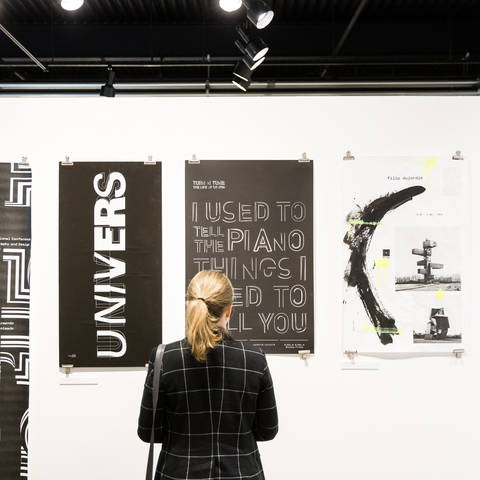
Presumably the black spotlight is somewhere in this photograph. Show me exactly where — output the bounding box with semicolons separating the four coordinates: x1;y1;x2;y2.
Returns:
233;61;252;82
232;76;251;92
100;68;116;97
243;0;274;29
235;40;266;70
236;27;269;62
242;54;265;70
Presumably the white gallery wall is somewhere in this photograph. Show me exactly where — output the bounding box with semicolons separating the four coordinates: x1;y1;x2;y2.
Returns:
0;95;478;480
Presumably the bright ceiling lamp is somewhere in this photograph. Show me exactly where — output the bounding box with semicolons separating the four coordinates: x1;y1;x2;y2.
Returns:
219;0;242;12
61;0;84;11
243;0;274;29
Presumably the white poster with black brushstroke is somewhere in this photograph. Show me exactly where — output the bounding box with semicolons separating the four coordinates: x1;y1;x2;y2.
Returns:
0;162;31;479
185;160;314;354
342;156;469;353
59;162;162;367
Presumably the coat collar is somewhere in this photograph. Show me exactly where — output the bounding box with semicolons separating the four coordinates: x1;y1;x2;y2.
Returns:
218;326;235;341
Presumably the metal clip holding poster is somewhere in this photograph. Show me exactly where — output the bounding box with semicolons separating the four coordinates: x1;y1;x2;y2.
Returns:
344;350;358;361
20;156;29;165
144;155;156;165
343;150;355;161
452;150;464;161
298;152;311;163
61;155;74;166
189;154;200;164
298;349;310;361
59;364;98;386
341;350;380;370
453;348;464;358
61;364;74;375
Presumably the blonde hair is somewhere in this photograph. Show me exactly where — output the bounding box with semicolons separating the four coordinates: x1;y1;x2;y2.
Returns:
185;270;233;362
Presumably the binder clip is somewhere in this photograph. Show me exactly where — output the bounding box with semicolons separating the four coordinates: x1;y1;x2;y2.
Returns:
61;364;74;376
59;363;98;386
61;156;74;166
344;350;358;361
20;156;29;165
452;150;464;161
298;349;310;360
343;150;355;161
189;154;200;164
298;152;311;163
453;348;464;358
144;155;156;165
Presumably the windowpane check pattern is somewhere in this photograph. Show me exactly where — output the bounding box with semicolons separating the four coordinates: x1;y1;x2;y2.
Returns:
138;332;278;480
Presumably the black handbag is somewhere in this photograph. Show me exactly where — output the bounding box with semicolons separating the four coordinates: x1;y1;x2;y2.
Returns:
146;343;165;480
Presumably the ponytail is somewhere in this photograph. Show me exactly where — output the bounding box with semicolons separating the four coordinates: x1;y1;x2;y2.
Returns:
185;270;233;362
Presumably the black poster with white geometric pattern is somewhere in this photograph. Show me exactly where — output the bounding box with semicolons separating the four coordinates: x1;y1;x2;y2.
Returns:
59;162;162;367
185;160;314;354
0;162;31;479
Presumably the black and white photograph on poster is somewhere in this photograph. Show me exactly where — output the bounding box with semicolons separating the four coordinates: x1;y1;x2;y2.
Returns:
185;160;314;354
412;295;462;344
342;156;469;353
395;226;461;292
59;162;162;367
0;162;31;479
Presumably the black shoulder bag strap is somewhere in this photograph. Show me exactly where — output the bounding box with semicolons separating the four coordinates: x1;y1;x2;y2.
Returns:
146;343;166;480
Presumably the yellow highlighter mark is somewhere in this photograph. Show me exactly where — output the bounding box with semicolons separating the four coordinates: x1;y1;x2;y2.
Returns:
347;218;383;237
424;157;437;186
374;257;390;288
362;324;401;335
434;288;445;300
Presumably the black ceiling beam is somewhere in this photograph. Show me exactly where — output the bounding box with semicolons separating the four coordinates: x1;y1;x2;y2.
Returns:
0;20;478;59
0;15;478;87
320;0;368;78
1;0;480;24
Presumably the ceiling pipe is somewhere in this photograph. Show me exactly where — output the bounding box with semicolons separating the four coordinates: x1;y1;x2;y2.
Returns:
2;55;478;69
0;79;476;95
321;0;369;78
0;23;47;72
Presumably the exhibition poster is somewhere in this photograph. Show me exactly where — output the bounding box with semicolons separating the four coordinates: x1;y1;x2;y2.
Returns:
59;162;162;367
342;156;469;353
185;160;314;354
0;162;31;479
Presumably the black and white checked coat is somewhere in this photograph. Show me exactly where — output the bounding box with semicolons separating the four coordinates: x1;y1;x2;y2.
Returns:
137;330;278;480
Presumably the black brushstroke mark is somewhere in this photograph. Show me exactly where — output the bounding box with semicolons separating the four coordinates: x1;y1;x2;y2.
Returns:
344;186;426;345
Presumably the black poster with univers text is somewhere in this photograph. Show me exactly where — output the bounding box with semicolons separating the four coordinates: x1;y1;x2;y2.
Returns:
59;162;162;367
0;162;31;479
185;160;314;354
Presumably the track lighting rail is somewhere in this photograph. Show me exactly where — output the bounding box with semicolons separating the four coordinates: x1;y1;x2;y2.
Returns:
0;79;477;96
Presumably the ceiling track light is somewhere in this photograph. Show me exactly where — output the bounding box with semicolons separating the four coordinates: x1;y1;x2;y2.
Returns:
234;41;266;70
242;0;274;29
236;27;269;62
100;68;116;97
61;0;84;11
233;61;252;82
232;77;251;92
219;0;242;12
242;54;265;70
